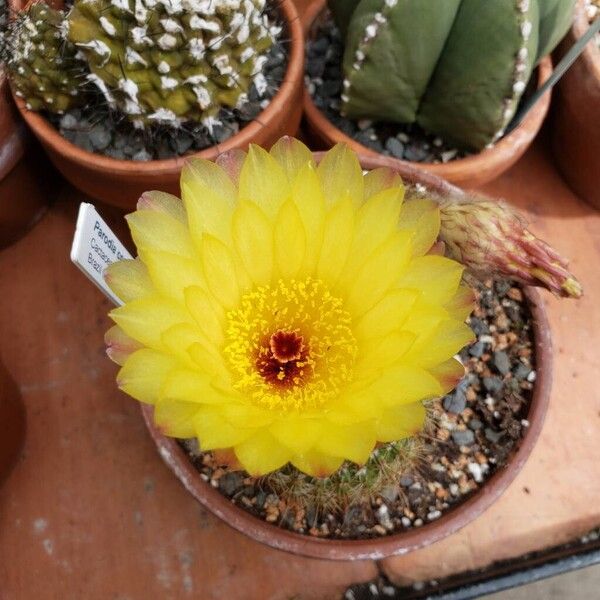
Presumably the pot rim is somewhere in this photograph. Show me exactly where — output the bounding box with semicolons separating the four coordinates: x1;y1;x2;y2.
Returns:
139;154;553;561
301;0;553;182
8;0;304;176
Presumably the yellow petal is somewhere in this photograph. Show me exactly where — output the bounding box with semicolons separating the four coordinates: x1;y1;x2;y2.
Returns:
139;249;205;303
154;398;200;438
354;331;416;380
428;358;465;394
404;320;475;368
339;187;404;287
397;199;441;256
184;286;225;347
239;144;289;219
274;200;306;280
137;190;186;222
104;325;143;366
344;231;413;316
215;148;246;185
316;196;355;286
161;322;214;370
269;136;315;181
290;164;326;276
161;368;228;404
234;430;292;475
126;210;195;257
398;255;464;305
291;451;344;478
317;143;364;207
181;157;237;203
110;296;194;349
231;200;273;287
117;349;178;404
188;340;232;380
315;421;376;464
375;401;426;442
104;258;153;303
194;408;256;450
444;284;475;322
181;158;236;245
369;364;443;407
363;167;404;200
201;234;240;309
269;417;323;455
354;289;418;341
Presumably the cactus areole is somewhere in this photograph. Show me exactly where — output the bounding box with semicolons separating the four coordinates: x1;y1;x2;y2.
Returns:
7;0;281;133
327;0;575;151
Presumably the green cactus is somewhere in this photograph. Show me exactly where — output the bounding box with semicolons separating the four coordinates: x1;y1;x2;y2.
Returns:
328;0;576;151
263;437;424;515
66;0;278;131
5;3;85;114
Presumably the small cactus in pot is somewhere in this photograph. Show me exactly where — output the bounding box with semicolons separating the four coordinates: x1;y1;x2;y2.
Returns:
327;0;576;151
4;0;281;133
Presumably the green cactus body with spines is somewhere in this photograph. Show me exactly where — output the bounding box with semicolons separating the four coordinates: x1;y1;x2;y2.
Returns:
328;0;576;151
5;3;85;114
66;0;277;130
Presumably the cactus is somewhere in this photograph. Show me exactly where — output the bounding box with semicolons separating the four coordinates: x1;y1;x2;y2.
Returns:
328;0;576;151
5;0;279;132
263;437;424;515
66;0;278;131
4;3;85;114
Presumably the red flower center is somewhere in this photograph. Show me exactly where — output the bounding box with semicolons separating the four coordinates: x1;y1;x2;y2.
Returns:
256;330;310;388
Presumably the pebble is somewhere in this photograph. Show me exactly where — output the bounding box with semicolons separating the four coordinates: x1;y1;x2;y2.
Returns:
469;341;486;358
451;429;475;446
89;125;112;151
385;137;405;158
468;418;483;431
483;376;504;393
468;462;484;483
376;505;394;530
218;472;245;496
427;510;442;521
514;363;532;380
485;428;503;443
443;388;467;414
492;350;511;375
399;475;414;488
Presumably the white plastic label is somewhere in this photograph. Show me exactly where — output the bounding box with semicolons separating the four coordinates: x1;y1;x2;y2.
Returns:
70;203;132;306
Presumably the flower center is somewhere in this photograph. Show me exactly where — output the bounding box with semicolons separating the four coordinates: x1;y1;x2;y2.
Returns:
224;279;357;412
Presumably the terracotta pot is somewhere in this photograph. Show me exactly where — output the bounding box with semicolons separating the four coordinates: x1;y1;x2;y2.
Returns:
9;0;305;209
301;0;553;190
140;154;552;561
0;358;26;485
0;70;49;249
551;0;600;208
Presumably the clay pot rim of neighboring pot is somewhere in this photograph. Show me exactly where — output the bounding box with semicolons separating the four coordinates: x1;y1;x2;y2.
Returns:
573;0;600;77
301;0;553;185
8;0;304;176
140;153;553;561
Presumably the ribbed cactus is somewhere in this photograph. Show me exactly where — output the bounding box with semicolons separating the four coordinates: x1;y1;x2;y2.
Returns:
6;0;279;132
4;3;84;114
328;0;576;151
67;0;278;131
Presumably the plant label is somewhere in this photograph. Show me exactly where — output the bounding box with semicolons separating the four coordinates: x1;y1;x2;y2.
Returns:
70;203;132;306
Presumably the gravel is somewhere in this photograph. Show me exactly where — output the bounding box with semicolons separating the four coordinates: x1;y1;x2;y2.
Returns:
181;278;537;541
305;18;470;163
47;26;288;161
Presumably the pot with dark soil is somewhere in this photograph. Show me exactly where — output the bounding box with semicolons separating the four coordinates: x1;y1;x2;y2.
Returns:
0;0;50;248
98;138;581;559
4;0;304;208
302;0;575;189
552;0;600;208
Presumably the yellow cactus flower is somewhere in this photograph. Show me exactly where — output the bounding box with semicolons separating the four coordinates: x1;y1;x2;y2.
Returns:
105;138;474;477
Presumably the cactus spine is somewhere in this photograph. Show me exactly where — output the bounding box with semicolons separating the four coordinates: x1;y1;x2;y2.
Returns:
328;0;576;151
